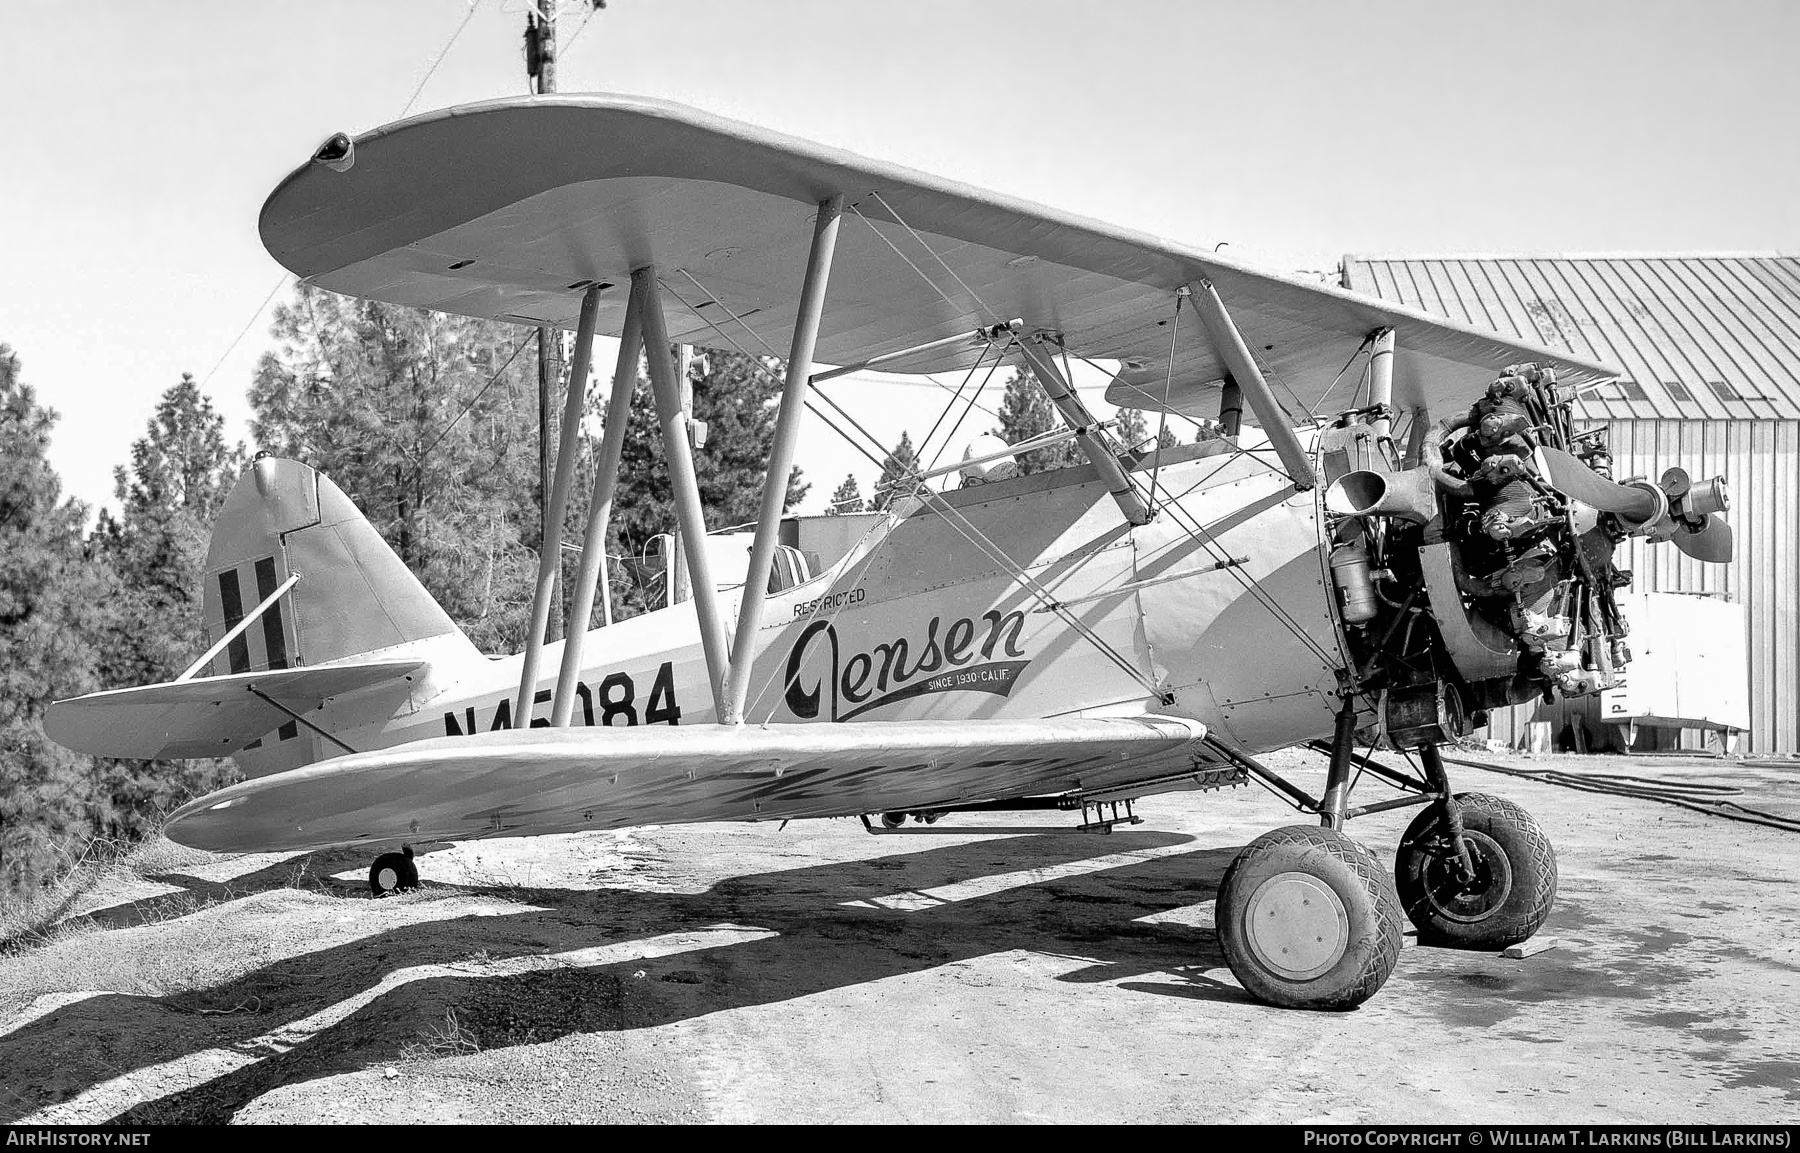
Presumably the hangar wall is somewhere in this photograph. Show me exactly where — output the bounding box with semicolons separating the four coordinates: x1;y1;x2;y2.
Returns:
1343;255;1800;754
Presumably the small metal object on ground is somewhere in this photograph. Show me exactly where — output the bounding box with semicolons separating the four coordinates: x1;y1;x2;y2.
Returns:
1502;936;1559;959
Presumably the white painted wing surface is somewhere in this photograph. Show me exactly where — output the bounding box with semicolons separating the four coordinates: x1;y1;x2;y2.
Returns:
259;95;1618;427
162;715;1211;853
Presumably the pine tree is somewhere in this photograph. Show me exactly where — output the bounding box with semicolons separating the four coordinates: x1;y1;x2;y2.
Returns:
249;284;542;653
871;431;918;511
1114;406;1178;452
599;348;809;621
826;474;863;515
994;367;1081;475
0;345;113;899
89;374;244;843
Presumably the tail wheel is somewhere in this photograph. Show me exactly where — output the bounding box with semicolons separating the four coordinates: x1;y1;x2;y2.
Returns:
1215;825;1403;1011
1396;792;1557;949
368;846;419;896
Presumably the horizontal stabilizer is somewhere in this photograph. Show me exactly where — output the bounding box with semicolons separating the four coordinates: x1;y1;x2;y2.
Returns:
164;715;1212;852
45;659;428;760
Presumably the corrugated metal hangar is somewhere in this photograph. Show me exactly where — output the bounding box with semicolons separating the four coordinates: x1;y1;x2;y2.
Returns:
1343;255;1800;754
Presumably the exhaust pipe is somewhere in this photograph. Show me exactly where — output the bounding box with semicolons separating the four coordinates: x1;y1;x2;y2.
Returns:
1325;466;1439;525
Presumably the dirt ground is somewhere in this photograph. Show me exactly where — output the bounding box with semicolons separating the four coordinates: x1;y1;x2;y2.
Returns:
2;748;1796;1125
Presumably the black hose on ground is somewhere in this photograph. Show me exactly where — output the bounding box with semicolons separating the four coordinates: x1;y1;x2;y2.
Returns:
1439;755;1800;834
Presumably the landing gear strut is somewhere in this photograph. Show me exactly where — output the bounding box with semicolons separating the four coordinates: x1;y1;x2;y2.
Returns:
1395;779;1558;949
1210;700;1558;1009
368;844;418;896
1214;701;1404;1010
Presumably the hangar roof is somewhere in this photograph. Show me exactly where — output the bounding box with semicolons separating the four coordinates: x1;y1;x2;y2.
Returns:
1342;254;1800;421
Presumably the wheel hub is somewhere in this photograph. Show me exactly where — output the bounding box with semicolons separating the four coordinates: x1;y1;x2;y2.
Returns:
1421;829;1513;922
1243;871;1350;980
377;867;399;891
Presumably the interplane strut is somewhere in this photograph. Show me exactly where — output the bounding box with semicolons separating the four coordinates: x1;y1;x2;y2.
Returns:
550;292;646;726
513;284;603;728
1189;278;1318;491
635;268;733;718
723;195;845;724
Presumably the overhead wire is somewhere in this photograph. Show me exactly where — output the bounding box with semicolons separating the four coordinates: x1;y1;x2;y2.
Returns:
197;274;290;393
195;0;487;413
560;1;604;52
399;0;483;118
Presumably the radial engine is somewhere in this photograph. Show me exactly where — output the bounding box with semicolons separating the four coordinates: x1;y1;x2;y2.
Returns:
1321;364;1732;750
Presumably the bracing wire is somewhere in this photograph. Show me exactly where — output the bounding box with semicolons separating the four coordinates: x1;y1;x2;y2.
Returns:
914;341;994;467
865;191;1002;326
923;345;1012;474
1147;290;1184;509
661;278;893;468
913;490;1165;698
848;202;981;324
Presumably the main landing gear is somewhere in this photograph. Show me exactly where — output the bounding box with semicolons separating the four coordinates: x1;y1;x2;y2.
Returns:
1208;705;1558;1010
368;844;419;896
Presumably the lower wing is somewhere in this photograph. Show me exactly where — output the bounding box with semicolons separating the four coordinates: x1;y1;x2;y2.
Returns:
164;715;1215;852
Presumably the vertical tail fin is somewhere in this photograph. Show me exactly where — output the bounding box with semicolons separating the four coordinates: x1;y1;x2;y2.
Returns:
202;456;482;772
203;455;481;672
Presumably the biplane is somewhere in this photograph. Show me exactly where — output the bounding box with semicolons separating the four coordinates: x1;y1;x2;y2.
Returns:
46;95;1732;1010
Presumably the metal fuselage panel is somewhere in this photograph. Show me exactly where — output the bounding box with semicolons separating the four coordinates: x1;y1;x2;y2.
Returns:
304;449;1347;765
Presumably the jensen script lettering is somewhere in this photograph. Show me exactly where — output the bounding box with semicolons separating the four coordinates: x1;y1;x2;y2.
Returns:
784;609;1029;721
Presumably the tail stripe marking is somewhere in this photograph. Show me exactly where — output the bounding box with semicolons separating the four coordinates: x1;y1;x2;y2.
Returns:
253;557;290;670
217;569;252;675
253;556;298;742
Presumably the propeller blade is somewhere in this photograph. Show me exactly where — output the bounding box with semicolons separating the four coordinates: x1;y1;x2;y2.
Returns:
1671;515;1734;563
1539;446;1660;519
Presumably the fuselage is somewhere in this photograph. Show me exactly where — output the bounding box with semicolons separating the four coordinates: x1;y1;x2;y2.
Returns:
265;439;1348;778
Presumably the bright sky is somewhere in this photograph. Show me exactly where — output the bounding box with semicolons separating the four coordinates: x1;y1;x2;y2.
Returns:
3;0;1796;518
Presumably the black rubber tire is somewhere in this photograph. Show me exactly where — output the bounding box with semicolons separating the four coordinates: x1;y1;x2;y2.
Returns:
1215;825;1403;1011
1395;791;1557;949
880;812;906;829
368;848;419;896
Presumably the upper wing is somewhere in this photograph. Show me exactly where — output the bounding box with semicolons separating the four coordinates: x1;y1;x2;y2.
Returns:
44;659;427;760
163;715;1216;852
261;94;1618;426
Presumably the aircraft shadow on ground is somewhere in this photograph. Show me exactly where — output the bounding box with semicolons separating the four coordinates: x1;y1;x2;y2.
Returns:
60;847;377;934
0;830;1244;1123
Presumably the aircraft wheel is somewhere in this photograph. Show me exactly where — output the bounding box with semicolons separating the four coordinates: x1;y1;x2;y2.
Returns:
368;846;419;896
880;812;906;829
1396;792;1557;949
1216;825;1402;1011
